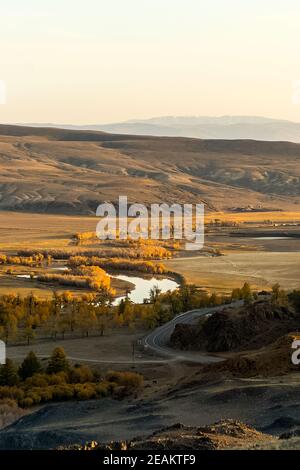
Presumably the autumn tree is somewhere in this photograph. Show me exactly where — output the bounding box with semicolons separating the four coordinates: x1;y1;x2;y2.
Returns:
23;320;36;346
241;282;253;304
76;303;96;337
271;283;287;305
46;347;70;374
231;283;253;304
0;307;18;344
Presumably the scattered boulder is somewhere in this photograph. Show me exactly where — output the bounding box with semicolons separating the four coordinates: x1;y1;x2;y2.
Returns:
62;419;274;450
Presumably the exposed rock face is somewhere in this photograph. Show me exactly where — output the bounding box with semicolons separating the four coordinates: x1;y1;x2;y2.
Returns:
170;300;299;352
204;333;300;377
63;420;274;450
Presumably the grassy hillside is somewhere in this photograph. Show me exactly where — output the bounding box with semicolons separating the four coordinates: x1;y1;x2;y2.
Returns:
0;124;300;214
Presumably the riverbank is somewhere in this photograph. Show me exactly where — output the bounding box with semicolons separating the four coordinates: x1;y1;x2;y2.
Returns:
111;273;180;305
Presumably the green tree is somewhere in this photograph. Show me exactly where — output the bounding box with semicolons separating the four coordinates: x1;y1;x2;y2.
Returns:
18;351;42;380
46;347;70;374
0;358;19;386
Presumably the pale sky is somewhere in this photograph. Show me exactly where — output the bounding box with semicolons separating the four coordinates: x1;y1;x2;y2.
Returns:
0;0;300;124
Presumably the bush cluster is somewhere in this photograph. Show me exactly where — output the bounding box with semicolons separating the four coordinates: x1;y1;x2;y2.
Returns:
0;348;143;408
68;256;167;274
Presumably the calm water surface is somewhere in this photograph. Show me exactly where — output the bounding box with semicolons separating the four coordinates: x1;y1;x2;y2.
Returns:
112;274;179;305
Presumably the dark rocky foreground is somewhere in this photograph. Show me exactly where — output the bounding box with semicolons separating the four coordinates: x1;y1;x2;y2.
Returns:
61;420;275;450
0;399;169;450
2;377;300;449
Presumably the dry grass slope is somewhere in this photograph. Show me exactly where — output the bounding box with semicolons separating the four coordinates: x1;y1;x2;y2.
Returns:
0;125;300;214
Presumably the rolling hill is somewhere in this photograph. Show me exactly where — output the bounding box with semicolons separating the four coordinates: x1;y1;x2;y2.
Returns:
0;124;299;214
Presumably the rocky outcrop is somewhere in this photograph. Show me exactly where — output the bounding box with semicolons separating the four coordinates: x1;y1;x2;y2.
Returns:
171;300;299;352
204;333;300;377
63;420;274;450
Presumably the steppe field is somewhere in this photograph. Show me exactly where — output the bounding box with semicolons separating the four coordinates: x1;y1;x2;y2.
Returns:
166;252;300;292
0;210;300;296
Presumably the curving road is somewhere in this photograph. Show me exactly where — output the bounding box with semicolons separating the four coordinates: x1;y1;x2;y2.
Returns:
142;301;243;364
9;302;243;366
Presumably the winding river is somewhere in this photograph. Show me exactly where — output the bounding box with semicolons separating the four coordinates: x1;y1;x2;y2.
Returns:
16;270;180;306
112;274;179;305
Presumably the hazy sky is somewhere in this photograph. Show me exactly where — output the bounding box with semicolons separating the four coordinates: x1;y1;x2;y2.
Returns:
0;0;300;124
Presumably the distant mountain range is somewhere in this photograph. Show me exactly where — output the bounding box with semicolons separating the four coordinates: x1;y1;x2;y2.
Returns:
21;116;300;142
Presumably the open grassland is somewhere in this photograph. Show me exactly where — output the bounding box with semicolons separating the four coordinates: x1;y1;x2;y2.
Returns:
0;210;300;296
205;211;300;224
7;328;145;367
0;211;97;251
166;252;300;293
1;210;300;249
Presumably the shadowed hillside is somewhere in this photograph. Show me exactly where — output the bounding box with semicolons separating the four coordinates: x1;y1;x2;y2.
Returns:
0;124;300;214
170;299;300;352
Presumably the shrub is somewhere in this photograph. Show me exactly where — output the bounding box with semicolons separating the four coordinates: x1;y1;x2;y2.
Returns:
106;371;143;390
74;383;97;400
25;373;48;388
95;383;109;397
24;391;41;405
19;397;34;408
46;372;68;385
0;347;144;408
0;386;24;401
69;365;94;384
39;387;53;402
52;384;74;400
0;398;17;408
